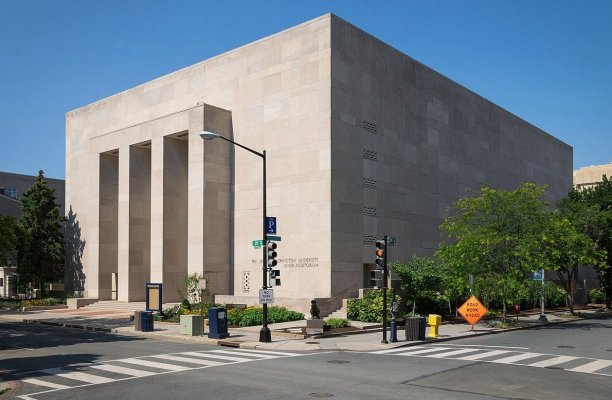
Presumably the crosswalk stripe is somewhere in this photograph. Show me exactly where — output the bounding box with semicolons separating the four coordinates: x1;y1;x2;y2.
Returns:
491;352;544;364
117;358;190;371
39;368;115;384
181;351;253;363
89;364;157;377
373;346;425;354
566;359;612;373
527;355;579;368
23;378;71;389
153;354;225;366
398;347;453;356
226;348;302;357
209;350;279;359
457;350;511;360
55;371;115;384
427;348;482;358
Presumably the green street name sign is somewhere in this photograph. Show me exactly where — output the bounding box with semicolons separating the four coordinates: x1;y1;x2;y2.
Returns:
252;236;282;248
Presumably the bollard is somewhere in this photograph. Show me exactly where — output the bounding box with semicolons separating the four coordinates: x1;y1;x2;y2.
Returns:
390;320;398;342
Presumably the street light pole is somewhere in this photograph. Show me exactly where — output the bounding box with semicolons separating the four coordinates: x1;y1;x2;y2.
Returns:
200;131;271;342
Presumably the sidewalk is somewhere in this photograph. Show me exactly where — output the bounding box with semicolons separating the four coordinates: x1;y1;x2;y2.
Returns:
2;306;611;353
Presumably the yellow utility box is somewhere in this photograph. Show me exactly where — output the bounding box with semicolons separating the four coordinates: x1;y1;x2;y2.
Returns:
428;314;442;338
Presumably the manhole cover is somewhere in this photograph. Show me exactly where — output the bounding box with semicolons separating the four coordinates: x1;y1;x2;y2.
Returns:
305;341;319;344
557;345;575;349
327;360;350;364
309;393;334;398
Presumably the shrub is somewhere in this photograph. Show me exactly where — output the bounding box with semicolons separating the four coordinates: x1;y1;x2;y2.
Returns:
347;289;400;323
589;288;606;304
227;306;304;327
21;297;66;307
324;318;349;329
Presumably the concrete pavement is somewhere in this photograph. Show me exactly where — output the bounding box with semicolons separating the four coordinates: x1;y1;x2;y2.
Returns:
1;306;610;353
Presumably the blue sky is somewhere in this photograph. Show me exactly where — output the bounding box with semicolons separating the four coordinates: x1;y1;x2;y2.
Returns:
1;0;610;179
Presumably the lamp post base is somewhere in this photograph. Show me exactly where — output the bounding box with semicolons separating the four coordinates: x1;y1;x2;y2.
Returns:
259;327;272;342
538;314;548;323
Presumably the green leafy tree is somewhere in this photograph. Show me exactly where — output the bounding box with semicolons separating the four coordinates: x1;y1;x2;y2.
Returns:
16;170;66;296
390;256;447;315
0;215;18;265
559;176;612;308
437;183;551;321
176;273;210;305
541;213;605;314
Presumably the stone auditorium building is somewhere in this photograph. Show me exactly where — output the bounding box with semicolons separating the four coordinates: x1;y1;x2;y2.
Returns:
65;14;572;314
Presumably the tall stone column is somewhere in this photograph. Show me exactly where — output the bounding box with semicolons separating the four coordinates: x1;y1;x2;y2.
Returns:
117;144;152;301
188;104;233;296
99;152;119;300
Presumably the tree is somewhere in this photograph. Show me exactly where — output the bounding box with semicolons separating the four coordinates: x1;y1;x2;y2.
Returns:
437;183;551;321
390;255;447;315
176;273;210;306
559;176;612;309
0;215;18;266
540;213;605;314
17;170;66;296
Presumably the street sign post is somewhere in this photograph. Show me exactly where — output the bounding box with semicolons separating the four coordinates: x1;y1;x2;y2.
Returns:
259;288;274;304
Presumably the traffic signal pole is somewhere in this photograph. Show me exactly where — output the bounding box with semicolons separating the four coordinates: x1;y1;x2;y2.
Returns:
260;150;271;343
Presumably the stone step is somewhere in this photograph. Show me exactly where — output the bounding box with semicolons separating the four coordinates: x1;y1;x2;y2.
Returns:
80;301;178;312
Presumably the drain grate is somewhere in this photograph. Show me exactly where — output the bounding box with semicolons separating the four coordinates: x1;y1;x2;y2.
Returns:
305;341;319;344
327;360;350;364
309;393;334;398
557;345;575;349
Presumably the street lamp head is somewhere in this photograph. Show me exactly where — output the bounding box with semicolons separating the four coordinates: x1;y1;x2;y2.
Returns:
199;131;220;140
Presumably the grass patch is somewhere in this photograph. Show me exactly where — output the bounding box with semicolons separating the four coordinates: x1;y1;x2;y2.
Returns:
485;319;520;329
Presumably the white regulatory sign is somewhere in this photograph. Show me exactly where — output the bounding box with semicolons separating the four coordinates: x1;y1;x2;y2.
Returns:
259;289;274;304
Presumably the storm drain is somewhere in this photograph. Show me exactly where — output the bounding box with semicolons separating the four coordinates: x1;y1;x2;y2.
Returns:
309;393;334;398
557;345;575;349
327;360;350;364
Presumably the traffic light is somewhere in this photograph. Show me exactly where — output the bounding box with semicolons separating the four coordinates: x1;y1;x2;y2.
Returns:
270;269;281;286
375;239;385;268
267;241;278;267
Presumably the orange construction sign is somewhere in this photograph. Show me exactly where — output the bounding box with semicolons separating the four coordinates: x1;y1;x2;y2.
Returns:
458;296;488;326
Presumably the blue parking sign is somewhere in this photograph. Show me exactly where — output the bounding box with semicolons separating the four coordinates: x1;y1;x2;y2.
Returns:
266;217;276;234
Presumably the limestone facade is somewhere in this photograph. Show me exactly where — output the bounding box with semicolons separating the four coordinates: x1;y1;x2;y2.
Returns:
65;14;572;313
573;163;612;189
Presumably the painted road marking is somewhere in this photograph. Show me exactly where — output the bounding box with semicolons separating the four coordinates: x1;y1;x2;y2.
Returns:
427;348;482;358
490;352;544;364
151;354;225;366
22;379;70;390
18;349;304;400
527;355;579;368
376;345;612;377
567;359;612;374
115;357;193;371
89;364;157;377
456;350;512;360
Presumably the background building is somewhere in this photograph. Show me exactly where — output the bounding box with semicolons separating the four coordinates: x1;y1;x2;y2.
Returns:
65;15;572;314
0;171;65;218
573;162;612;189
0;171;65;298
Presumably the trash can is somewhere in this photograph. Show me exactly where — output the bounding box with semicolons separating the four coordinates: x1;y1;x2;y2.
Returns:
208;307;229;339
405;316;426;341
134;311;154;332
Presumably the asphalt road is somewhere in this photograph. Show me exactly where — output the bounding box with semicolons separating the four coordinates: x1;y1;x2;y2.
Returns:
1;317;611;400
